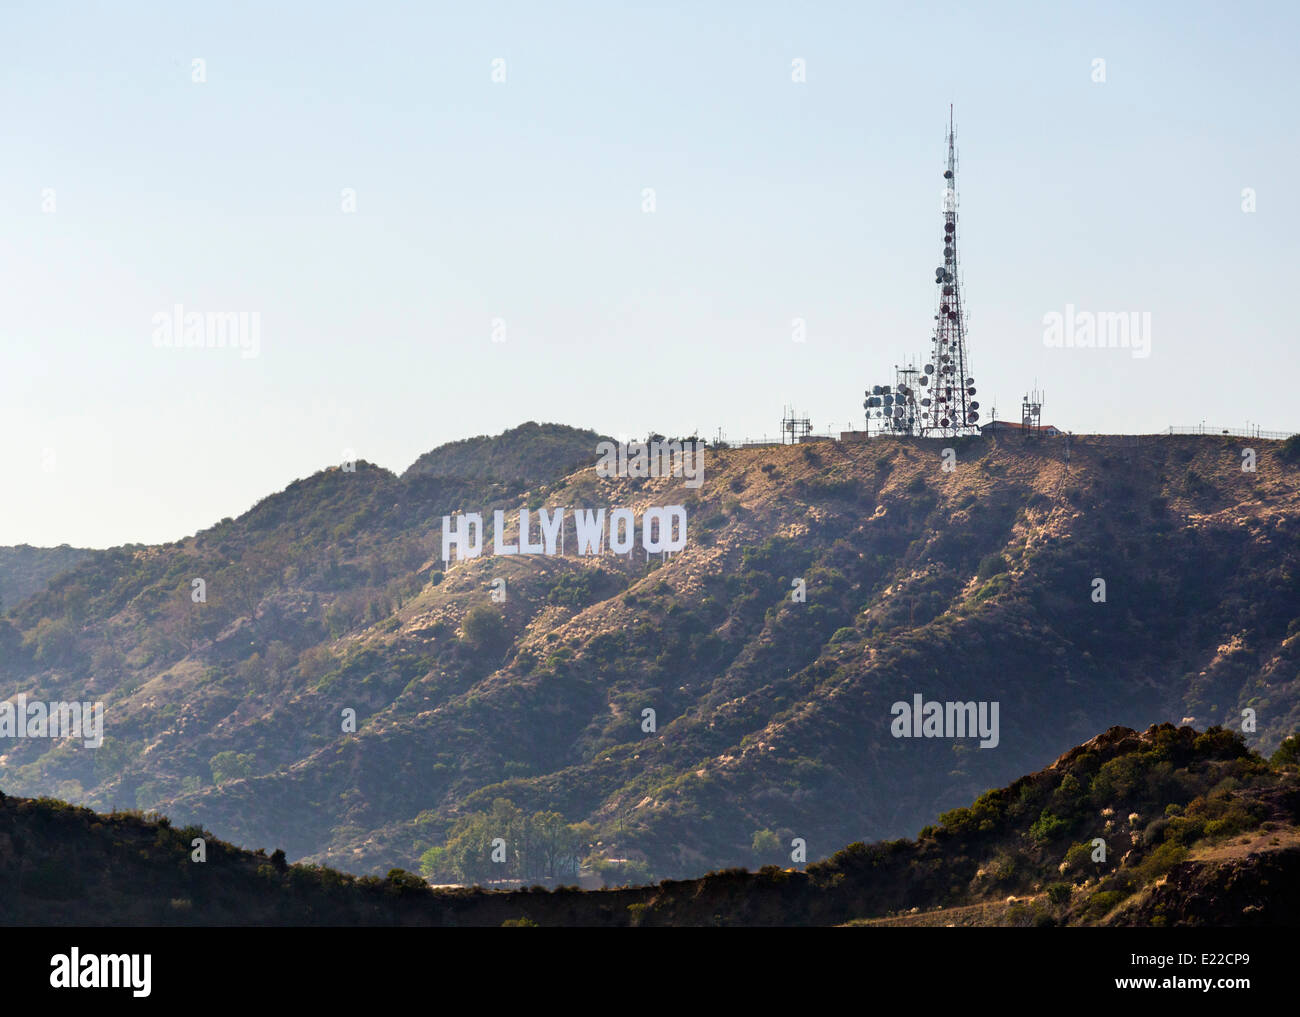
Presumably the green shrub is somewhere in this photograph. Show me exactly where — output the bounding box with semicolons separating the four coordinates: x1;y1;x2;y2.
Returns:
384;868;429;895
1062;841;1098;875
976;554;1008;581
1278;434;1300;464
1134;841;1187;884
461;604;508;651
1141;817;1171;846
1050;773;1084;813
547;572;596;609
1271;733;1300;768
1084;889;1127;920
1029;810;1071;845
1045;883;1072;908
209;750;255;785
987;852;1022;883
970;573;1011;604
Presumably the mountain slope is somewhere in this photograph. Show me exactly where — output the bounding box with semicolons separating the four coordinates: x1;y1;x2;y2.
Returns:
3;427;1300;881
402;420;609;483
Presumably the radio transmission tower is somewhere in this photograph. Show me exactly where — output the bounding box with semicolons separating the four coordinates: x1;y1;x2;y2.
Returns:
919;106;980;436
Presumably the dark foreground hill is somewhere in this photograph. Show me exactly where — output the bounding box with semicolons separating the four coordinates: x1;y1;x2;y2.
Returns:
3;424;1300;881
2;725;1297;926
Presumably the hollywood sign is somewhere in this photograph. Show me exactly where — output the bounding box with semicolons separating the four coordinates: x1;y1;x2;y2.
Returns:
441;507;687;563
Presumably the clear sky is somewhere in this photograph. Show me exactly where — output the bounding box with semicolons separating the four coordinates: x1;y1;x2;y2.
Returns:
2;0;1296;548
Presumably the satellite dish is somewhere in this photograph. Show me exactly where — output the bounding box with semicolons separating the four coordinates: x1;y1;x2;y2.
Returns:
940;417;951;427
968;411;979;423
944;169;953;179
925;364;934;374
967;377;975;385
944;247;953;258
945;222;954;232
921;397;931;407
872;385;882;395
967;387;976;396
970;400;980;409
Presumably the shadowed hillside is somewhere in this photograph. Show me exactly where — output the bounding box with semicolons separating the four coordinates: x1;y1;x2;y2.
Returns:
0;545;95;613
2;725;1296;926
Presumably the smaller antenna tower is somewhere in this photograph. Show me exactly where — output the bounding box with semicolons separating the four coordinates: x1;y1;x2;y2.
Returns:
1021;388;1044;437
781;406;813;444
864;364;922;437
893;361;921;435
863;383;893;436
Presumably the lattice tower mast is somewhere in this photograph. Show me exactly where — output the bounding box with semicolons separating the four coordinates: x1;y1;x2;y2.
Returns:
920;106;980;436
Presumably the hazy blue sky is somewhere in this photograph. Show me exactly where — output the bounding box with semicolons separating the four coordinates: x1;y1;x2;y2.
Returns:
2;1;1296;547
